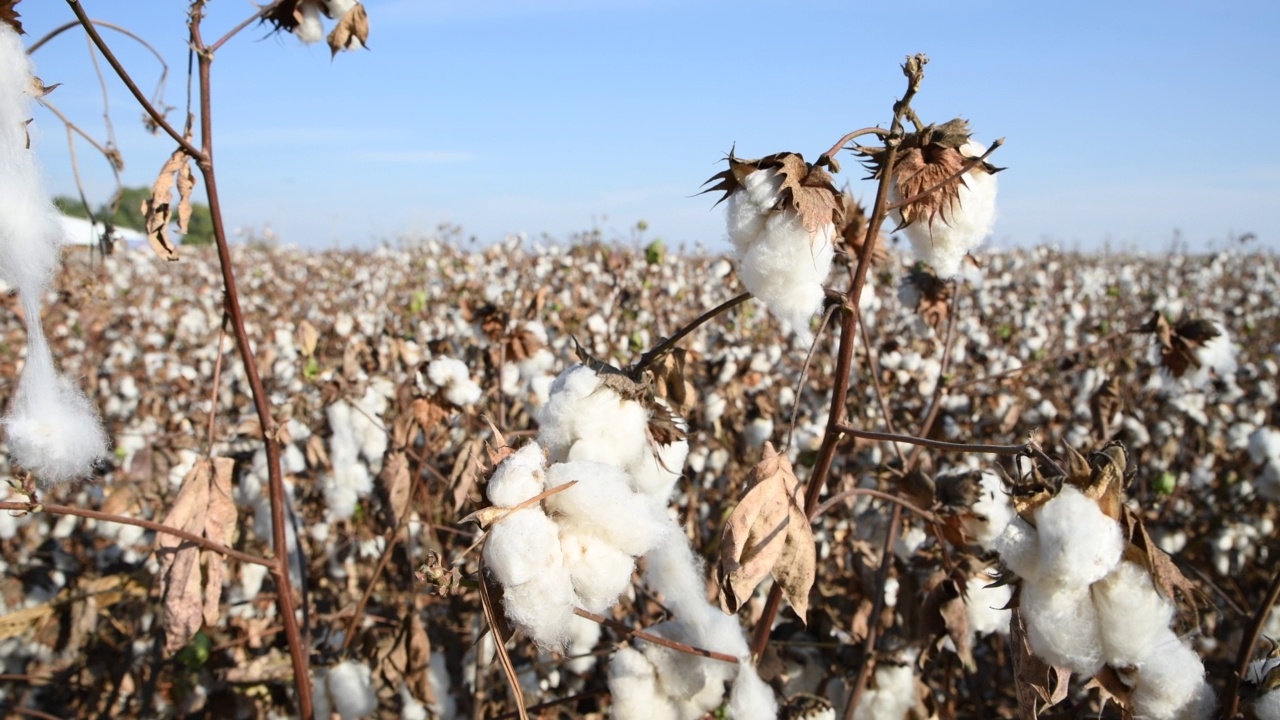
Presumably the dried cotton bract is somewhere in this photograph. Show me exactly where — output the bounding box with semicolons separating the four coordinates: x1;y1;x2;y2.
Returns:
0;26;108;487
867;119;999;278
704;152;842;344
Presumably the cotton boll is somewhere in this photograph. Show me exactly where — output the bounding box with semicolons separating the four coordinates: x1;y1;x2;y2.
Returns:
1034;485;1123;588
725;168;783;250
607;646;680;720
897;141;997;278
501;574;577;650
1249;427;1280;465
642;623;734;719
1020;582;1103;675
853;652;919;720
427;651;456;719
544;461;670;556
1092;561;1176;667
486;442;547;508
962;471;1013;548
727;661;779;720
323;0;359;17
482;508;563;588
295;1;325;44
537;365;649;469
965;574;1011;637
1128;640;1208;720
628;435;689;500
325;660;377;720
559;526;637;613
565;613;602;675
734;212;835;344
990;516;1042;581
4;334;109;486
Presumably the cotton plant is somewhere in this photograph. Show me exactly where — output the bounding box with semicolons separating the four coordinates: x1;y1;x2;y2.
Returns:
968;443;1218;719
865;118;999;278
477;361;775;717
0;25;108;490
703;152;844;344
426;356;483;407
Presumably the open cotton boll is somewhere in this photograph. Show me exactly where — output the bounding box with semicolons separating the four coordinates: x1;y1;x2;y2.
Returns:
559;525;637;613
4;337;108;486
1129;640;1210;720
427;356;482;407
628;434;689;500
1256;690;1280;720
501;574;577;651
853;652;919;720
725;167;783;250
537;365;650;469
565;613;602;675
295;1;325;44
324;0;359;17
544;461;670;556
482;508;563;588
1034;485;1124;588
325;659;377;720
1021;582;1104;675
1248;427;1280;466
1193;323;1237;383
1092;561;1176;667
607;646;680;720
486;441;547;508
641;621;737;719
896;140;997;279
990;516;1043;581
963;470;1013;548
965;574;1011;637
0;28;63;294
727;656;780;720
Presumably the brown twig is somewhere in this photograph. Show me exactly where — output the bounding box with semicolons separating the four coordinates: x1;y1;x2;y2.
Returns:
1224;565;1280;718
816;126;891;169
842;503;902;720
630;292;751;376
210;1;285;54
573;609;739;664
833;424;1067;477
0;501;272;568
811;488;937;523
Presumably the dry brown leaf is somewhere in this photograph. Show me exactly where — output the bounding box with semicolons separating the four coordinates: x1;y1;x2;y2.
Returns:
296;319;319;357
837;192;888;265
202;457;236;627
1089;377;1122;440
327;3;369;57
262;0;306;34
702;151;843;238
306;433;331;469
717;443;815;621
0;0;21;34
1010;605;1070;718
903;267;951;329
157;460;211;655
381;450;412;526
142;124;196;262
647;348;697;418
1064;442;1126;521
376;609;436;709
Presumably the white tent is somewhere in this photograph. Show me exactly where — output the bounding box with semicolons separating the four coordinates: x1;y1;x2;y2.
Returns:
58;214;147;248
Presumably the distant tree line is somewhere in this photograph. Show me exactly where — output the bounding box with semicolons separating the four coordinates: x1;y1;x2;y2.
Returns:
53;186;214;246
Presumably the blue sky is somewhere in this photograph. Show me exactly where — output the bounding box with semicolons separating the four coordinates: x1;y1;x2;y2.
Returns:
18;1;1280;252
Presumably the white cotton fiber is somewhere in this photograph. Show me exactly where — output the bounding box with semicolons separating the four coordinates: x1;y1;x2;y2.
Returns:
1034;485;1124;588
727;655;780;720
325;660;377;720
486;441;547;508
427;650;456;719
537;365;650;470
1092;561;1176;667
1193;324;1237;385
500;574;577;650
964;574;1011;637
1250;427;1280;465
642;622;735;718
725;167;781;249
4;327;108;486
853;652;918;720
482;508;563;589
0;28;63;294
1253;688;1280;720
963;470;1013;548
990;516;1042;581
565;612;602;675
607;646;680;720
896;140;997;279
1129;640;1208;720
559;526;637;613
1020;582;1103;675
295;1;325;44
427;356;482;407
544;461;670;556
324;0;359;17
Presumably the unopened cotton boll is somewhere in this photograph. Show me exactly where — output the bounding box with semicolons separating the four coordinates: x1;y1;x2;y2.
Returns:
1034;485;1123;588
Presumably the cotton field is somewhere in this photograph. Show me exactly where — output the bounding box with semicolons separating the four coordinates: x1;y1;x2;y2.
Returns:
0;236;1276;718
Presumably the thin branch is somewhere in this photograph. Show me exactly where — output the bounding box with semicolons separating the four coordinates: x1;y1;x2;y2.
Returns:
0;501;272;568
209;2;285;54
573;609;739;664
64;1;203;160
817;126;891;168
1224;566;1280;718
811;488;937;523
630;292;751;375
856;302;905;464
833;424;1067;477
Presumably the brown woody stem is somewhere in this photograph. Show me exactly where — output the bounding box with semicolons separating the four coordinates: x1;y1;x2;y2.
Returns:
630;292;751;375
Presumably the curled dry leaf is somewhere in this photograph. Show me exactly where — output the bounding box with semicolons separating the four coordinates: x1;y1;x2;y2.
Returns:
1137;312;1222;378
328;3;369;57
904;267;952;329
702;150;844;237
296;319;319;358
646;348;697;419
142;124;197;262
717;442;816;621
1089;377;1122;439
380;450;411;527
0;0;20;33
836;192;888;265
156;457;237;655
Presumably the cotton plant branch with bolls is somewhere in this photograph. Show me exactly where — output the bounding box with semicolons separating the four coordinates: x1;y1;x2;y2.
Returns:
0;23;108;492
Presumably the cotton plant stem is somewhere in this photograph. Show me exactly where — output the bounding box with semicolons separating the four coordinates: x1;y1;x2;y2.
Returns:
573;609;739;664
0;501;272;568
1225;565;1280;718
749;55;923;662
833;424;1067;477
187;17;314;716
630;292;751;375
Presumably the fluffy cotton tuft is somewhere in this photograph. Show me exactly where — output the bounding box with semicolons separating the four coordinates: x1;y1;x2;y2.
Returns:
990;516;1042;581
427;356;483;406
559;525;639;613
963;470;1013;548
1020;582;1103;675
896;140;997;278
1129;641;1209;720
295;1;325;44
482;508;563;589
965;573;1011;637
1092;561;1176;667
325;660;378;720
607;646;680;720
724;167;835;344
853;652;919;720
1033;485;1124;588
544;460;670;556
0;31;108;486
486;441;547;508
